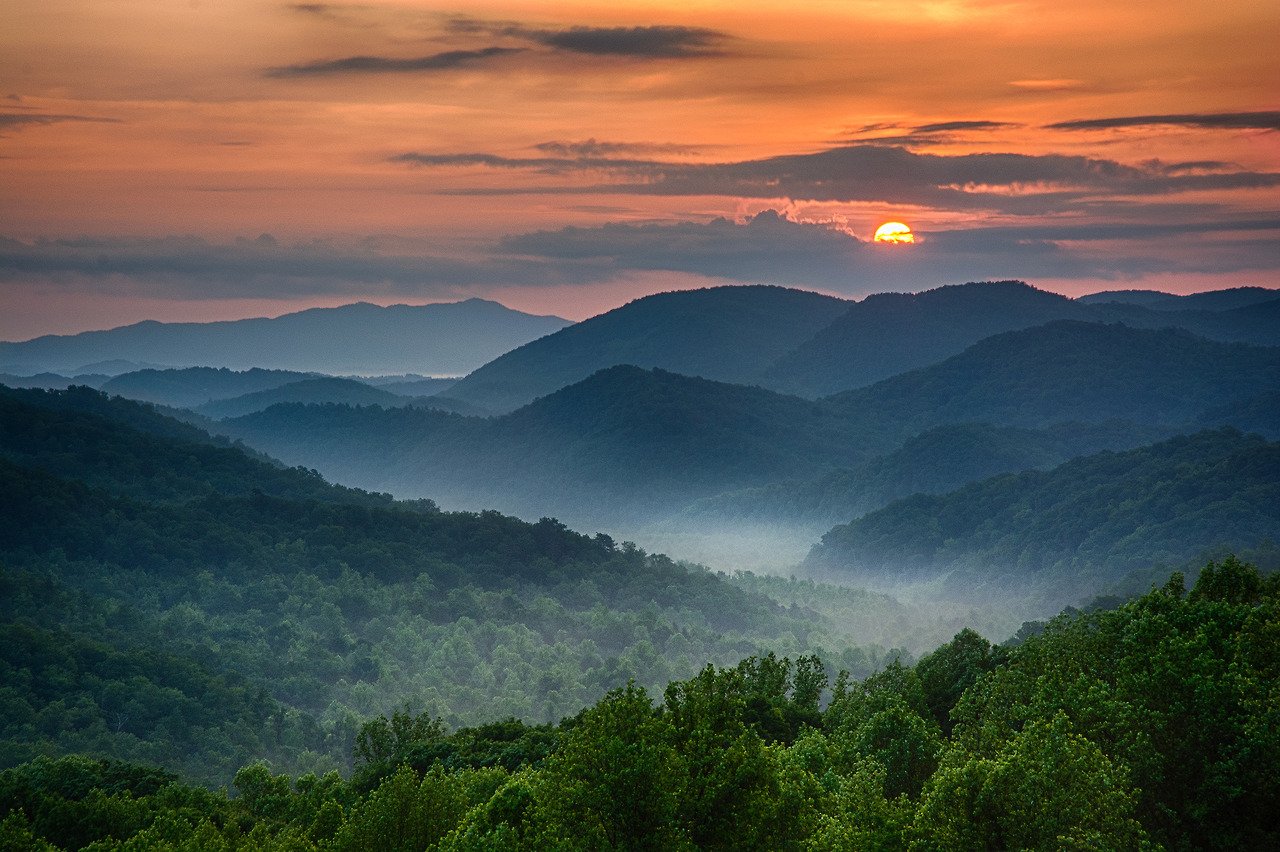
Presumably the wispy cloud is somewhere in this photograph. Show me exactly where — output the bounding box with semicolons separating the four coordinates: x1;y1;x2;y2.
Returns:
390;144;1280;215
530;25;727;58
910;120;1018;134
0;113;120;134
499;210;1280;287
533;139;702;157
1048;111;1280;131
265;46;523;77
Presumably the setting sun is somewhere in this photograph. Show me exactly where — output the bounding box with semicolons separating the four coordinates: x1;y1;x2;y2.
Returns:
874;222;915;244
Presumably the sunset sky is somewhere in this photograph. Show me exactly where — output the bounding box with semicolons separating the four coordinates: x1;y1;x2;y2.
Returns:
2;0;1277;338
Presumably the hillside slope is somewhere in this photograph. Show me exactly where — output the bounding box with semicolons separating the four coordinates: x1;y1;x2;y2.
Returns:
806;429;1280;606
445;286;850;413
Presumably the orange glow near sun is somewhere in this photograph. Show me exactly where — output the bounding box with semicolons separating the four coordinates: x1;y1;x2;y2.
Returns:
873;222;915;244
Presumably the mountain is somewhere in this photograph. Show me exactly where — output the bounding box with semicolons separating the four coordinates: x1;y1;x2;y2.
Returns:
224;366;874;526
0;299;572;376
806;429;1280;607
0;385;399;506
366;376;457;396
445;286;850;413
195;377;409;419
99;367;316;409
1198;389;1280;438
763;281;1091;397
0;371;110;391
0;385;879;784
220;323;1280;538
1078;286;1280;312
765;282;1280;397
679;420;1176;531
824;321;1280;450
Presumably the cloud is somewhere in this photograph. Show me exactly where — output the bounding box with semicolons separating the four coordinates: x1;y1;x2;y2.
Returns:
530;25;727;58
390;144;1280;214
1009;79;1086;91
533;139;701;157
910;120;1017;134
1047;111;1280;132
266;46;523;77
5;210;1279;308
500;211;866;285
0;113;120;134
0;234;613;299
498;210;1280;289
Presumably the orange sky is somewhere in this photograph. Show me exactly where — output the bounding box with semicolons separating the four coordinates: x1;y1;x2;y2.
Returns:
1;0;1277;337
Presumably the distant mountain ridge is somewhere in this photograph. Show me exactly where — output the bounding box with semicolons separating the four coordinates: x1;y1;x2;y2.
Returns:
218;321;1280;538
0;299;572;376
445;286;850;412
445;281;1280;410
1077;286;1279;312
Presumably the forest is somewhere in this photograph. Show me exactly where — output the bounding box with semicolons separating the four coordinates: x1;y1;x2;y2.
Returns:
2;558;1275;850
3;283;1278;850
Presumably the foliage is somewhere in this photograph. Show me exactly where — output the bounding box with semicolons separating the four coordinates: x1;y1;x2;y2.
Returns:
1;560;1276;848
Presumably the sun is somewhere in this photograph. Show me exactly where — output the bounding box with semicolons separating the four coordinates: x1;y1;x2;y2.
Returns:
873;221;915;244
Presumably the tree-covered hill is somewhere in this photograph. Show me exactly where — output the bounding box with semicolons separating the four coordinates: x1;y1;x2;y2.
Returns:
825;320;1280;447
678;420;1174;531
747;281;1280;399
0;385;400;506
220;322;1280;535
196;377;412;419
1077;284;1279;311
100;367;318;409
3;559;1275;850
0;387;908;785
445;285;850;413
224;366;879;525
763;280;1090;397
807;428;1280;607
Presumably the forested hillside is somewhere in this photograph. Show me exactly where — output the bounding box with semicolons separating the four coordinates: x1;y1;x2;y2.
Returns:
825;320;1280;447
445;286;850;413
445;281;1280;408
3;559;1274;850
0;387;911;786
679;420;1173;531
224;366;876;524
808;429;1280;606
219;322;1280;540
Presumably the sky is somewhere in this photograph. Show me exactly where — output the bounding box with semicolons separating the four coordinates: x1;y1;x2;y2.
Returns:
1;0;1277;338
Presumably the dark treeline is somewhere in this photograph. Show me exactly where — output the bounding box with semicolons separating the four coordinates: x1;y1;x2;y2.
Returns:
2;558;1275;850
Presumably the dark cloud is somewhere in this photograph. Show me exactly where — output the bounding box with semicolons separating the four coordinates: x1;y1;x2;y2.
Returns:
0;113;119;134
530;25;727;58
391;144;1280;215
266;46;523;77
6;210;1279;305
0;234;611;299
533;139;700;157
500;211;865;285
498;210;1280;289
910;120;1017;134
1048;111;1280;131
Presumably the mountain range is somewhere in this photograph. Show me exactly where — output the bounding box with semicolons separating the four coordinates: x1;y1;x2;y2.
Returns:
218;319;1280;547
0;299;572;376
446;282;1280;410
